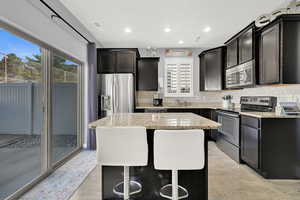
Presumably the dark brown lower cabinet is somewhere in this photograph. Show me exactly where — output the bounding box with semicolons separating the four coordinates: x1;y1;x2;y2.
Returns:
241;115;300;179
210;110;218;141
241;125;259;170
166;108;200;115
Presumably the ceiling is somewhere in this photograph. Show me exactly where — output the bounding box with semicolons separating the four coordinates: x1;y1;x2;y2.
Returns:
59;0;288;48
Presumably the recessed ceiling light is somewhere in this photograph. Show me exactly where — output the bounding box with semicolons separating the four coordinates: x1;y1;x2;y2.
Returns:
93;22;104;31
124;27;132;33
94;22;101;28
203;26;211;33
164;27;171;33
178;40;184;44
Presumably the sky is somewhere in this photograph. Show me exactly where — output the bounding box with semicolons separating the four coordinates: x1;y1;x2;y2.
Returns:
0;29;40;61
0;29;76;66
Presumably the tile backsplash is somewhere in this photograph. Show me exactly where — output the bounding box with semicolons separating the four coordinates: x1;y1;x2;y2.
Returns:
137;91;223;104
137;84;300;105
222;85;300;105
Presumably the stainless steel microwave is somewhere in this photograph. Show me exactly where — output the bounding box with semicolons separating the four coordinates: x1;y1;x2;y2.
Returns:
226;60;254;88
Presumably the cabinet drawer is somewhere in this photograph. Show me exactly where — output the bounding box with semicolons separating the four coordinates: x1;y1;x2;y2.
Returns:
241;115;259;128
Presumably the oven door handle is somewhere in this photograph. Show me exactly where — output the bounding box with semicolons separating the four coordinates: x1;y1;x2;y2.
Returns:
216;111;239;118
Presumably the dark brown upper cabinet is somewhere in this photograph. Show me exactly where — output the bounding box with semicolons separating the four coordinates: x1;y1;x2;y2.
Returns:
199;46;226;91
259;14;300;85
137;57;159;91
239;28;253;64
97;48;139;73
98;50;115;73
115;51;136;73
260;24;280;84
226;39;238;68
199;54;206;91
225;22;255;68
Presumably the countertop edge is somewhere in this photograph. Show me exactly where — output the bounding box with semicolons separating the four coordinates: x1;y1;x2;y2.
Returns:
135;105;300;119
89;124;221;130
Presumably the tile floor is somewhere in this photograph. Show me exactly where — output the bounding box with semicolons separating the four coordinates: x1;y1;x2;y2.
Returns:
70;142;300;200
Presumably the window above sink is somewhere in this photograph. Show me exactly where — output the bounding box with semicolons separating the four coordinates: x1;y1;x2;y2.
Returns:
164;57;194;97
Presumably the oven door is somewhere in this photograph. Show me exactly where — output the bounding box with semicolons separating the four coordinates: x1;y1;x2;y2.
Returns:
217;111;240;146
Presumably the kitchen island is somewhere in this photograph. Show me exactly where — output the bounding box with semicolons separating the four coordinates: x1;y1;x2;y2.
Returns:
89;113;220;200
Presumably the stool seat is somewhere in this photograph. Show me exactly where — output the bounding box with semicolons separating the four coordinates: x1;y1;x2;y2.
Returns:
96;126;148;166
154;129;205;200
96;126;148;200
154;129;205;170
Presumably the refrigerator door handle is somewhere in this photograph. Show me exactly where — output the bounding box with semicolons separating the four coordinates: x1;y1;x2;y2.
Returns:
100;95;105;111
115;76;120;113
113;75;119;114
112;76;115;113
101;95;112;111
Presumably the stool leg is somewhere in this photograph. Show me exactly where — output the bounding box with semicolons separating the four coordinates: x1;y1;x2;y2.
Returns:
172;170;178;200
124;166;130;200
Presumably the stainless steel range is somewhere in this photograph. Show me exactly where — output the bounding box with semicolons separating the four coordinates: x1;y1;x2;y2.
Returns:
216;96;277;163
226;60;254;88
240;96;277;112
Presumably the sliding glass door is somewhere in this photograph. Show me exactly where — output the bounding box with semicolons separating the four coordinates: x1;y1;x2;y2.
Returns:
0;22;83;200
51;54;80;164
0;29;45;200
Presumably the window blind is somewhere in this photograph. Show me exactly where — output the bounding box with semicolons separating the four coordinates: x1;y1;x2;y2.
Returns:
165;57;193;97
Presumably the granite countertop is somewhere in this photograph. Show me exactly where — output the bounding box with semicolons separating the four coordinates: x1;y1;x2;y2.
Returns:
136;103;223;109
238;111;300;118
136;103;300;119
89;113;221;130
216;107;300;118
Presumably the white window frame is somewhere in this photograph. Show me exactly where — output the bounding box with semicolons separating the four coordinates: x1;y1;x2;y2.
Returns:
164;57;194;97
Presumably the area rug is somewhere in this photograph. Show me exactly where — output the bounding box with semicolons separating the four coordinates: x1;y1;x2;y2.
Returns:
19;150;97;200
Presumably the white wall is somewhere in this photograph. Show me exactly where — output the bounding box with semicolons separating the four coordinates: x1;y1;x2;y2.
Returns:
0;0;89;61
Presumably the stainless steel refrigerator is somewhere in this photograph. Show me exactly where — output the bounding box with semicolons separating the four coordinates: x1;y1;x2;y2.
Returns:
98;74;134;117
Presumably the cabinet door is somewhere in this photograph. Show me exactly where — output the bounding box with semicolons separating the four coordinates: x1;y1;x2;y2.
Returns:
116;51;136;73
98;50;115;73
239;28;253;64
260;24;280;84
199;54;205;91
204;49;223;91
210;110;218;141
227;40;238;68
241;125;259;169
137;59;158;91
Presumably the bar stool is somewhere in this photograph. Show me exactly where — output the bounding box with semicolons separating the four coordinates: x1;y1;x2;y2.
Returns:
154;129;205;200
96;126;148;200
